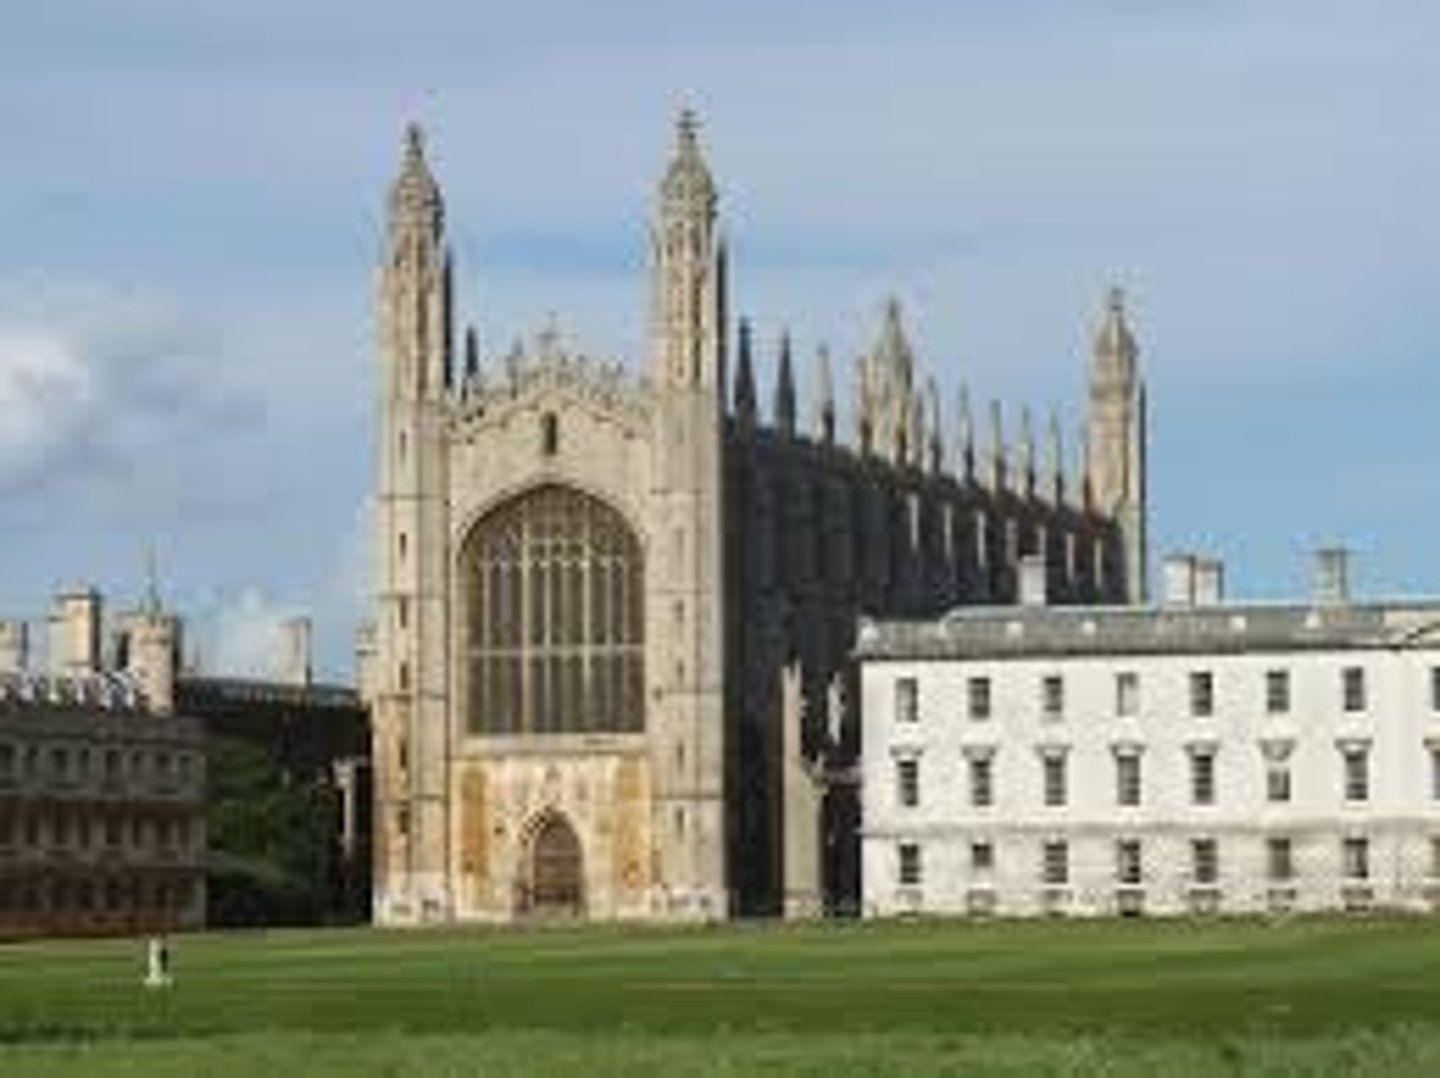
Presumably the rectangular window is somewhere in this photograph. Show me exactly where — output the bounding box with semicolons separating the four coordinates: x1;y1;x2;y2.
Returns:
1343;666;1367;713
0;743;13;783
1190;751;1217;805
1116;754;1142;807
1268;837;1294;882
1042;840;1069;885
1116;839;1143;885
896;758;920;808
1041;675;1064;721
1342;837;1369;881
968;677;992;721
1116;672;1140;717
1432;749;1440;803
1343;748;1370;802
969;758;994;808
1191;838;1219;884
1266;670;1290;715
1430;836;1440;879
898;842;923;886
1042;755;1068;807
1267;764;1292;804
1432;668;1440;712
1189;671;1214;718
894;677;918;724
971;841;994;873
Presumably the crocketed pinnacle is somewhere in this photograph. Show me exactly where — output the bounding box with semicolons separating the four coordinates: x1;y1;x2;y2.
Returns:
1093;285;1138;384
389;122;444;236
660;108;717;213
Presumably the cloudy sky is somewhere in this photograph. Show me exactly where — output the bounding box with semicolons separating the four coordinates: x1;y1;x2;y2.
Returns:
0;1;1434;678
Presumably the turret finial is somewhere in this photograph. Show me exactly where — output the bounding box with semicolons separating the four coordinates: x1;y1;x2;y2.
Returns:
1093;282;1138;380
660;107;716;209
404;122;425;162
388;120;443;236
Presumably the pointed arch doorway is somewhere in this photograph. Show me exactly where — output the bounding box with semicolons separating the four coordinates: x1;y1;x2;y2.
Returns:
520;812;585;918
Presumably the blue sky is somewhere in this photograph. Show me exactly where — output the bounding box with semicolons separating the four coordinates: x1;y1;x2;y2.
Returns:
0;1;1435;678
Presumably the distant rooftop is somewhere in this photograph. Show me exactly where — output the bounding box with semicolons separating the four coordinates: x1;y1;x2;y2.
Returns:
856;597;1440;661
0;669;152;713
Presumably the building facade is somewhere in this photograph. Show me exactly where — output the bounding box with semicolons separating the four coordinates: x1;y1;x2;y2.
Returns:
0;670;205;939
858;553;1440;917
370;114;1146;924
2;585;371;930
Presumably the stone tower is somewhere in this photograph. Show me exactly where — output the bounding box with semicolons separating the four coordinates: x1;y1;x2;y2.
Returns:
646;111;729;916
1087;287;1147;602
373;124;454;922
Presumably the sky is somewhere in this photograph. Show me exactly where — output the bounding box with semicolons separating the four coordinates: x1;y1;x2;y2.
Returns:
0;1;1435;679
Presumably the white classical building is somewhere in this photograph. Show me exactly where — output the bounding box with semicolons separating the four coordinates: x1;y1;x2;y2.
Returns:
857;551;1440;917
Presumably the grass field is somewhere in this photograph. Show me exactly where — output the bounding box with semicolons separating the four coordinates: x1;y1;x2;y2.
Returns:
4;916;1440;1074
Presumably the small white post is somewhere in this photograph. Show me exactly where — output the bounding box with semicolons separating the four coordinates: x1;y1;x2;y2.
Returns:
143;935;173;989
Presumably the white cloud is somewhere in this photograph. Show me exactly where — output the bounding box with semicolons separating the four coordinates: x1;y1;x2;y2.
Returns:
0;325;94;485
198;587;303;681
0;279;263;499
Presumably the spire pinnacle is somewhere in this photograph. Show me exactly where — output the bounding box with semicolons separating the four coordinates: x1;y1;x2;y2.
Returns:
774;328;796;437
464;325;480;381
955;383;974;481
988;399;1006;492
1017;405;1035;496
924;377;943;473
733;318;757;427
1046;409;1065;504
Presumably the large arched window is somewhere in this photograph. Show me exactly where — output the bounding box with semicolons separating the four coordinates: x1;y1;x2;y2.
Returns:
463;485;644;735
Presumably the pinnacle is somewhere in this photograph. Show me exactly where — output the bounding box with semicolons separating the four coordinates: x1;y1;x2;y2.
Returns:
660;108;716;209
677;108;699;151
404;122;426;163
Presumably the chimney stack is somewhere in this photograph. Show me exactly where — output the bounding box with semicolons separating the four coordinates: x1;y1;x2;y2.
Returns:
1019;553;1048;608
0;621;29;673
280;617;313;686
1314;547;1351;606
48;587;102;676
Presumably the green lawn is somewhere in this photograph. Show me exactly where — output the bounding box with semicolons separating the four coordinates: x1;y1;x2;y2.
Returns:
4;916;1440;1074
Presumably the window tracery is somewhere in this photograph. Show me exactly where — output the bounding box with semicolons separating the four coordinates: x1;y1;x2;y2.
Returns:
463;486;644;735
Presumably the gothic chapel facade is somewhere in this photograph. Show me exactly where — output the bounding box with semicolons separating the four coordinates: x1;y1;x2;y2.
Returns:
370;114;1146;924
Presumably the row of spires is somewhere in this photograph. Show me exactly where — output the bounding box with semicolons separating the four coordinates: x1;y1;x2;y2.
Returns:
730;295;1131;507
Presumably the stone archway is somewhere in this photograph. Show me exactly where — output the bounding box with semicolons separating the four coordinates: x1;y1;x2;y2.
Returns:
521;812;584;917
